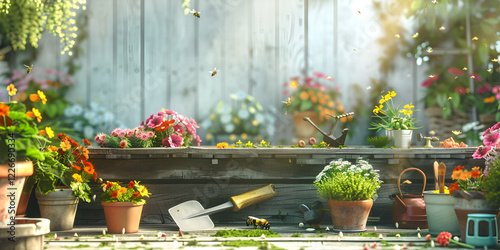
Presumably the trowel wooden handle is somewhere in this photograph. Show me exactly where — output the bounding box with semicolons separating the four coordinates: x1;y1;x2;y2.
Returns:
229;184;277;211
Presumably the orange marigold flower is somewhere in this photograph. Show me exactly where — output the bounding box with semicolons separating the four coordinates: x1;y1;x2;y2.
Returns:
60;140;71;151
84;165;94;175
57;133;66;139
0;103;10;116
30;94;41;102
453;166;465;172
217;142;229;148
317;92;323;97
93;172;97;182
327;100;334;108
132;192;141;199
47;145;58;152
39;130;46;135
111;190;120;198
119;187;127;193
105;182;114;190
471;167;482;178
128;181;135;189
307;90;314;95
319;98;326;105
299;92;309;100
484;96;495;103
72;165;82;171
79;146;89;160
83;139;92;146
26;111;34;118
449;181;459;196
67;137;79;147
310;96;318;103
458;170;471;181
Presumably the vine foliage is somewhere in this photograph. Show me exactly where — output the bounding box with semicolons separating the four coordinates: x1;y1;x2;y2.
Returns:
0;0;86;55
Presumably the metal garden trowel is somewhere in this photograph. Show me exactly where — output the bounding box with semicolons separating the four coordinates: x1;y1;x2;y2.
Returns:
168;184;277;231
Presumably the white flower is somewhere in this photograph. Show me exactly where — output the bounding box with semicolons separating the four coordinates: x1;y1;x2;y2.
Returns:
238;109;250;119
224;124;235;133
83;126;95;139
220;114;232;124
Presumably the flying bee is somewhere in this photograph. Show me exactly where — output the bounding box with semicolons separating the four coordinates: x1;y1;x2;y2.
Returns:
24;64;33;74
190;9;201;18
209;67;219;77
282;97;291;106
246;216;270;230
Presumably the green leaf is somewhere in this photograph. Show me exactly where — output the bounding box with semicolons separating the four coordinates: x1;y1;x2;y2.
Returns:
484;18;500;25
299;101;313;111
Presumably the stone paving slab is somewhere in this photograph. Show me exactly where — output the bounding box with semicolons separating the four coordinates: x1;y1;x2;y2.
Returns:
40;224;500;250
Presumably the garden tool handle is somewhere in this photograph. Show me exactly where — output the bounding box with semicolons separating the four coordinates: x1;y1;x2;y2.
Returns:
438;162;446;193
229;184;277;211
398;168;426;198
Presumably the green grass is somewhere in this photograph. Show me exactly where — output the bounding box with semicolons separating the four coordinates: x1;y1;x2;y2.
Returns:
290;233;302;237
221;240;264;247
213;229;281;238
357;232;379;237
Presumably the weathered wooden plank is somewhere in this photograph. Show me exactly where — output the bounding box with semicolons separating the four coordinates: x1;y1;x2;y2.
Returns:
307;0;335;77
168;0;197;118
87;0;115;123
115;0;143;127
143;0;169;117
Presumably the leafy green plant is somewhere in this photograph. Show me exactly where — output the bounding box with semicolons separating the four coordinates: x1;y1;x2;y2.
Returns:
101;180;151;205
367;136;390;148
314;159;382;201
483;154;500;208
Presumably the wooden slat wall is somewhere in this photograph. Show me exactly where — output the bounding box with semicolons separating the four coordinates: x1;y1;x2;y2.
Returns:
23;0;418;144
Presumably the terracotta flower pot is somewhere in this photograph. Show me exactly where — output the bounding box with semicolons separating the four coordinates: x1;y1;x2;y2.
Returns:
292;111;319;139
327;199;373;232
102;201;144;234
36;187;79;231
0;161;33;226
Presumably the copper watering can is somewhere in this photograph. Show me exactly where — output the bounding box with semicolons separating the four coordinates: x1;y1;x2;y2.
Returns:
391;168;428;229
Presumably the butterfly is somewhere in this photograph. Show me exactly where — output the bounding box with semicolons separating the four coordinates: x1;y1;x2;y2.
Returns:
24;64;33;74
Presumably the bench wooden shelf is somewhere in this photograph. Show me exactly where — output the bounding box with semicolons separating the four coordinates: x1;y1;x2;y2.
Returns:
76;147;483;226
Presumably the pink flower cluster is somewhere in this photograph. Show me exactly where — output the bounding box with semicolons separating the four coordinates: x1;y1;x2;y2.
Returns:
473;122;500;159
142;109;201;147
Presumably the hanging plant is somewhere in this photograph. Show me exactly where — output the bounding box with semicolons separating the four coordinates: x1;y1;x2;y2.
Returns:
0;0;86;55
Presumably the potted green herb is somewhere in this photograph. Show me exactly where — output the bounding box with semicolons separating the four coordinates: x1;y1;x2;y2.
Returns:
314;158;382;232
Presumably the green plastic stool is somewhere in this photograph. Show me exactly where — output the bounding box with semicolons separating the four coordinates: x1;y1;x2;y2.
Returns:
466;213;498;247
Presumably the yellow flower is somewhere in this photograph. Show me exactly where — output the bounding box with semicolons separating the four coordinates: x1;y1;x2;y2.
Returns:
60;140;71;151
379;97;386;104
45;127;54;138
217;142;229;148
32;108;42;122
373;105;383;114
235;140;243;146
72;173;83;182
205;133;213;141
245;141;255;147
139;186;150;198
233;117;240;124
404;103;414;109
387;91;396;98
37;90;47;104
229;134;237;141
7;84;17;96
241;133;248;140
252;120;259;126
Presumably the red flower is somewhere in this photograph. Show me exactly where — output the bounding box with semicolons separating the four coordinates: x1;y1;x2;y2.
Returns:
420;74;439;87
82;139;92;146
57;133;66;139
477;84;491;94
436;231;452;246
72;165;82;171
128;181;135;189
155;119;175;132
453;166;465;172
132;192;141;199
455;87;468;95
491;122;500;131
470;73;482;82
448;68;464;75
111;190;119;198
105;182;114;190
84;164;94;175
119;140;127;148
449;181;459;196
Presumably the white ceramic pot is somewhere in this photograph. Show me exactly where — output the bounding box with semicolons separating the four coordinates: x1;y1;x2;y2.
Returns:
423;191;460;235
392;130;412;148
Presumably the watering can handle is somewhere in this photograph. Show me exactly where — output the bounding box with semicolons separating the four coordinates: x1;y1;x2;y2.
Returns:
398;168;426;198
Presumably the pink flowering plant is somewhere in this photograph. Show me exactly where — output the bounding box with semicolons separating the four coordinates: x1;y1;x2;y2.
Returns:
95;109;201;148
473;122;500;207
